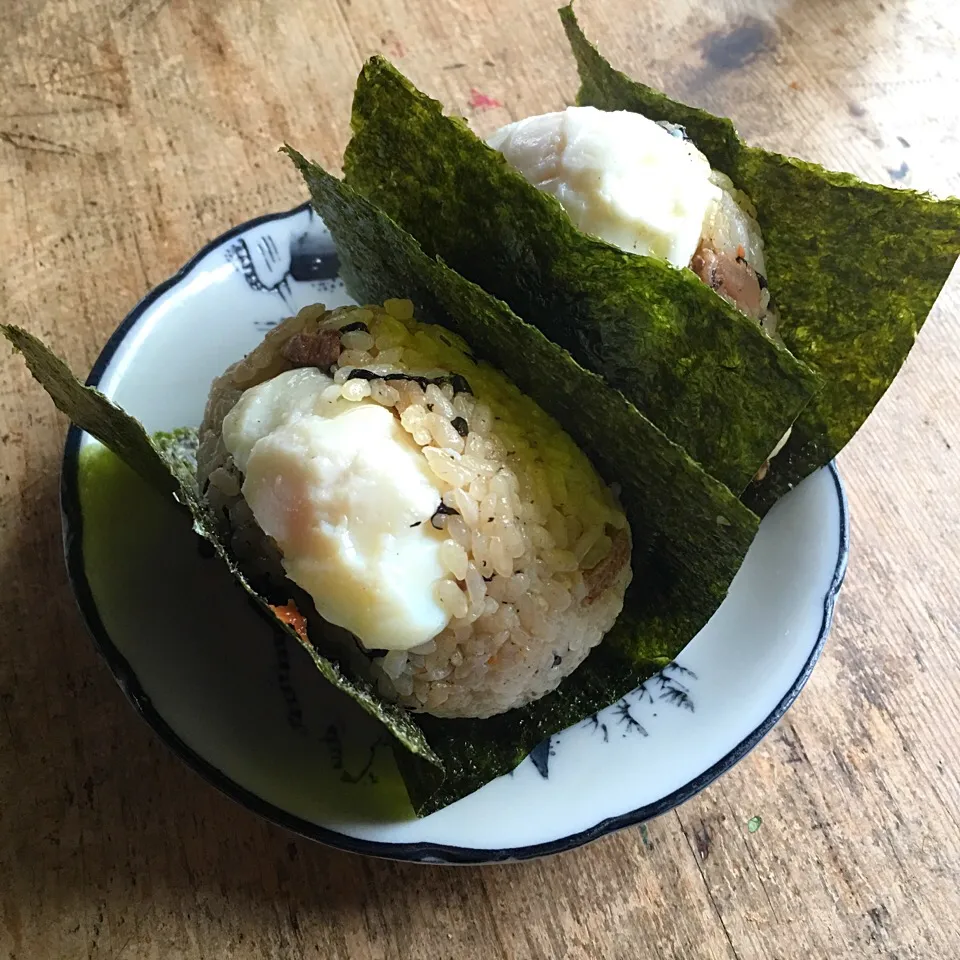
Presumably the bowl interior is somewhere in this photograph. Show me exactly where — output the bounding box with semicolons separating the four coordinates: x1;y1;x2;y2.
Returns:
65;205;847;860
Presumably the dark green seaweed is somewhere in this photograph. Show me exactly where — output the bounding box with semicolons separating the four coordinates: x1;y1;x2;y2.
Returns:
559;4;960;511
342;57;822;495
286;149;760;812
0;323;440;768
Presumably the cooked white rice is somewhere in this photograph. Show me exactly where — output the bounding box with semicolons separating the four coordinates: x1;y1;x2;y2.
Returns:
198;300;632;719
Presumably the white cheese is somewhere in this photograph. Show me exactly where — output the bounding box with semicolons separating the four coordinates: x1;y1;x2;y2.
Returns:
222;368;450;651
488;105;720;268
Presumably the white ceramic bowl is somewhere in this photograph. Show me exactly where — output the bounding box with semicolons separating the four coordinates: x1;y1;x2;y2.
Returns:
61;204;848;863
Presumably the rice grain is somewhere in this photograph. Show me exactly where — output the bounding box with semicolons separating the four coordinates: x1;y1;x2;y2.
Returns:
197;301;632;719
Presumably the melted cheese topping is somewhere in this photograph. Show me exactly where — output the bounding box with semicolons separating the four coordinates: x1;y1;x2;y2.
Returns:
488;105;720;268
222;368;450;651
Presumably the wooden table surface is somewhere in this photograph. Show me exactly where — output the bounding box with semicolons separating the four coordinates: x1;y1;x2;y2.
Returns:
2;0;959;957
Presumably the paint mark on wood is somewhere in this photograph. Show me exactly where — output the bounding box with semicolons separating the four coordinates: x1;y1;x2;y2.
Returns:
380;33;406;58
701;19;777;72
694;822;711;860
887;161;909;181
868;904;889;930
468;88;502;110
776;723;810;765
639;823;653;849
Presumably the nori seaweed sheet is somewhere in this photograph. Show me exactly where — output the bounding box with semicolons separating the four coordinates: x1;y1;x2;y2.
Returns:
341;57;822;495
559;4;960;512
0;323;440;768
286;149;760;812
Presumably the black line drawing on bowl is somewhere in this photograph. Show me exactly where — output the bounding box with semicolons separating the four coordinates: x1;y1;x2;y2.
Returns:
339;739;387;786
225;206;341;312
529;737;554;778
289;219;341;283
224;233;295;304
615;698;648;737
319;724;386;785
529;661;699;779
273;633;305;732
583;712;610;742
648;662;697;712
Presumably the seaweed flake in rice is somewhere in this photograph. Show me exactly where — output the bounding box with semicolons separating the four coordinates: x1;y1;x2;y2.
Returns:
197;300;632;720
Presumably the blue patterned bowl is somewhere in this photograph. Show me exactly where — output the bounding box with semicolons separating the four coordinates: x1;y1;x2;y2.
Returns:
61;205;848;863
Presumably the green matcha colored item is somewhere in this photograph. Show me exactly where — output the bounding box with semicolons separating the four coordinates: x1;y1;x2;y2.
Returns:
559;4;960;511
0;323;440;769
341;57;822;495
286;150;760;812
77;441;416;823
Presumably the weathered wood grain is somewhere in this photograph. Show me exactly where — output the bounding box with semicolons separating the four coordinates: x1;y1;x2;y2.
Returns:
1;0;959;957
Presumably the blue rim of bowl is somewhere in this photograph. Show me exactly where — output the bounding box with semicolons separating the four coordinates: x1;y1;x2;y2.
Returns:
60;203;850;865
